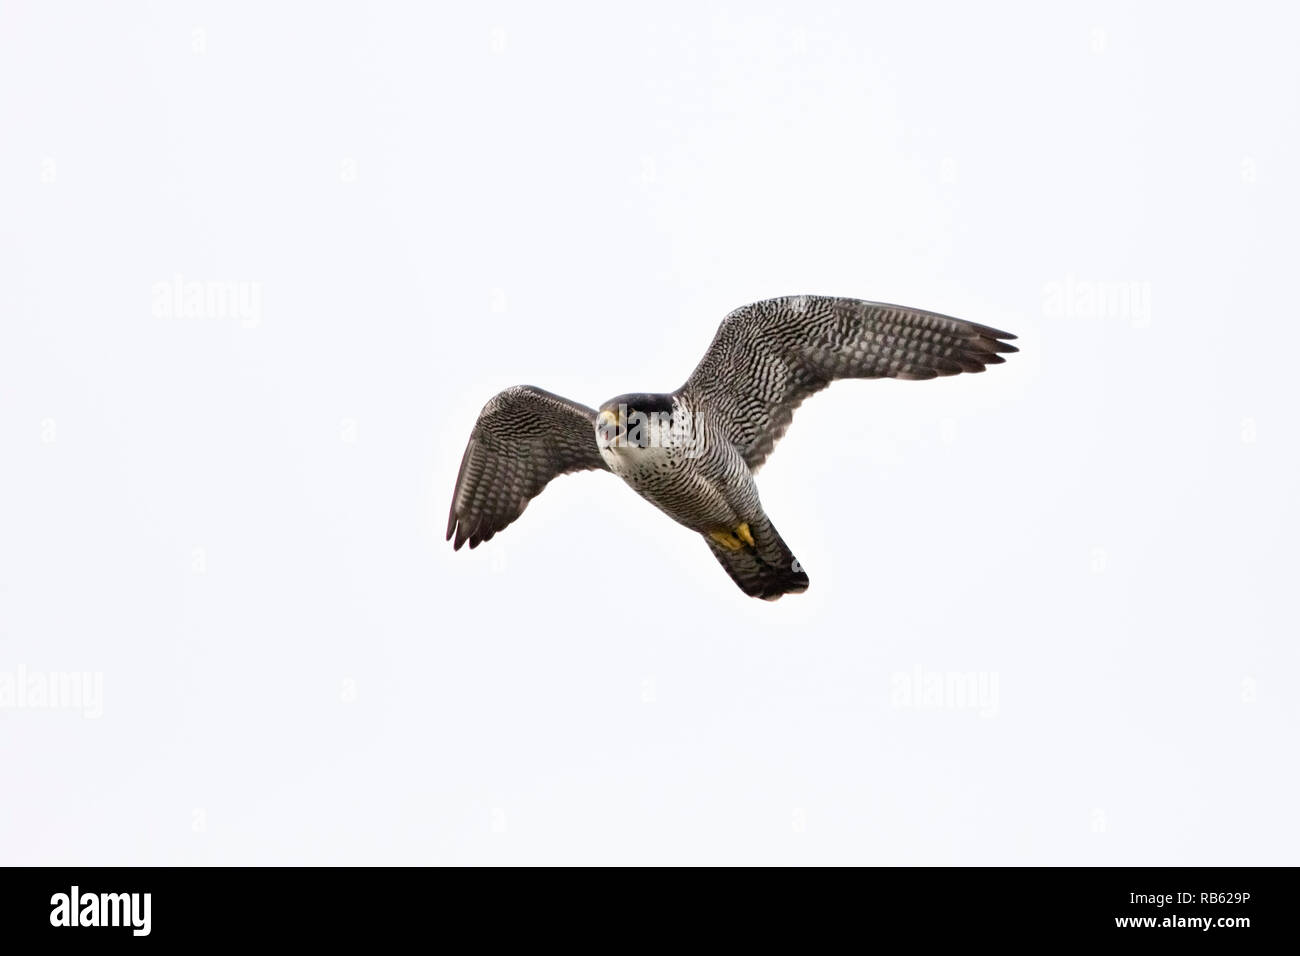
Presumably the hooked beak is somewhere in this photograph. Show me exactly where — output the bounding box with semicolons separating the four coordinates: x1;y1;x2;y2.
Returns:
597;409;622;448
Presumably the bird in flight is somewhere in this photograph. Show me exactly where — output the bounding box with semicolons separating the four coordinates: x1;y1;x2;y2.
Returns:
448;296;1016;600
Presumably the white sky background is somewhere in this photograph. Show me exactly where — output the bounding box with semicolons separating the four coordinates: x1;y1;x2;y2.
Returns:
1;1;1296;865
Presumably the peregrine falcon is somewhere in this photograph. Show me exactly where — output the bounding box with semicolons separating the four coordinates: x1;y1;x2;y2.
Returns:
447;296;1016;600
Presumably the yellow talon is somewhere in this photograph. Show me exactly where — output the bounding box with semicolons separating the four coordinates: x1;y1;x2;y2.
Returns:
709;530;744;551
710;524;755;551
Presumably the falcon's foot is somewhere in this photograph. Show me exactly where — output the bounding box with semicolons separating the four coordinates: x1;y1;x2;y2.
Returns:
709;523;754;551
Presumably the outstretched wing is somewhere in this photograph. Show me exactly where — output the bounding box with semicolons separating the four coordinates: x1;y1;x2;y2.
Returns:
447;385;609;550
679;296;1017;470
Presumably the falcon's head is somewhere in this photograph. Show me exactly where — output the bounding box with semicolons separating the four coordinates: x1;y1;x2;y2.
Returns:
596;392;677;453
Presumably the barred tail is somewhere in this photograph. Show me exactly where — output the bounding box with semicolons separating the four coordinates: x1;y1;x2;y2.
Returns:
704;514;809;600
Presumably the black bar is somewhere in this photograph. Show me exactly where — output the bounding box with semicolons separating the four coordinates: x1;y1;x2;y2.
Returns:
0;866;1286;943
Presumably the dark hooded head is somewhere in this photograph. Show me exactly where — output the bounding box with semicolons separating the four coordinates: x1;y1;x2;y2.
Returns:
596;392;676;449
